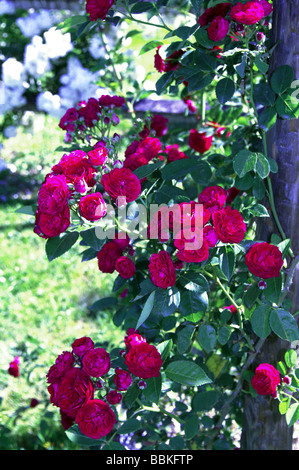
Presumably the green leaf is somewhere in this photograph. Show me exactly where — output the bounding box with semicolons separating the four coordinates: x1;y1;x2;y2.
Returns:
192;390;221;412
233;149;256;177
131;2;153;14
139;40;164;55
15;205;36;216
249;203;269;218
270;308;299;342
263;275;282;304
270;65;294;95
253;82;276;106
136;291;155;330
156;71;175;95
218;325;231;345
45;231;79;262
178;272;209;293
255;152;271;179
102;442;126;450
284;349;298;368
133;161;164;179
65;425;104;446
275;92;299;119
178;290;208;319
190;0;204;16
165;360;212;386
89;296;118;313
80;227;106;251
123;383;141;408
117;418;142;434
161;158;203;181
258;106;277;130
151;287;180;317
219;246;235;281
184;413;199;440
197;324;217;353
286;403;299;427
143;376;162;405
254;55;269;74
243;283;260;309
250;305;272;339
156;339;173;361
216;78;235;105
177;324;195;354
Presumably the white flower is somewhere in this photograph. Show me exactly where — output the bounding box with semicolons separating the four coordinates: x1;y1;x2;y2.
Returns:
36;91;62;119
44;27;73;59
2;58;25;87
23;36;51;78
0;0;15;15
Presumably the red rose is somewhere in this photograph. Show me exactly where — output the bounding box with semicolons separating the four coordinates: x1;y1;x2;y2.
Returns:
86;0;114;21
226;186;240;204
56;368;94;417
34;205;70;239
75;399;116;439
115;256;136;279
47;351;75;385
229;1;265;25
113;231;130;251
79;192;107;221
154;46;165;72
78;97;101;127
251;363;280;396
101;167;141;203
88;147;108;166
106;390;122;405
124;332;147;351
150;114;168;137
114;368;132;391
164;49;184;72
198;185;227;215
125;343;163;379
165;144;188;163
203;225;219;247
208;16;230;41
198;2;231;26
188;129;213;154
8;357;20;377
97;241;123;273
259;0;273;16
82;347;111;378
38;174;70;215
245;242;283;279
176;238;210;263
72;337;94;358
52;150;97;188
212;205;246;243
59;107;78;132
98;94;125;107
149;250;176;289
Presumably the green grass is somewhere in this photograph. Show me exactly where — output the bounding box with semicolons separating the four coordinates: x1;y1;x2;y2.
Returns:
0;117;124;450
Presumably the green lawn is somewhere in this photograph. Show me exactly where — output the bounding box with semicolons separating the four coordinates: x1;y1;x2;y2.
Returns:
0;117;124;449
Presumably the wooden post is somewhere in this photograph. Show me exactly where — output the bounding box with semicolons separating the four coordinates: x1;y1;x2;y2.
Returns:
241;0;299;450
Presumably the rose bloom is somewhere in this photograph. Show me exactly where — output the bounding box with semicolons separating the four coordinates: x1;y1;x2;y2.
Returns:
208;16;230;41
251;363;280;396
97;241;123;274
149;250;176;289
115;256;136;279
164;144;188;163
212;206;246;243
106;390;122;405
60;409;75;431
188;129;213;154
226;186;240;204
198;185;227;215
88;147;108;166
78;97;101;127
72;337;94;358
98;94;125;108
86;0;114;21
59;107;78;132
124;332;147;351
52;150;97;188
47;351;75;385
229;1;265;25
154;45;165;72
259;0;273;16
56;368;94;418
82;347;111;378
150;114;168;137
125;343;163;379
75;399;116;439
8;357;20;377
114;368;132;391
34;205;70;239
176;238;210;263
79;192;107;221
245;242;283;279
38;174;70;215
101;167;141;203
198;2;231;26
203;225;219;247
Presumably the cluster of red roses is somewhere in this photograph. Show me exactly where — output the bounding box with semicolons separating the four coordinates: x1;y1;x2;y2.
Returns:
46;330;162;439
59;95;125;143
146;184;284;289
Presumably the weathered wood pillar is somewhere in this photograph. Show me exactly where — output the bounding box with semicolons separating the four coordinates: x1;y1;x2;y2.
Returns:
241;0;299;450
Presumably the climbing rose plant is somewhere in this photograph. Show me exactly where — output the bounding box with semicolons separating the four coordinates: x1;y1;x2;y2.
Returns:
22;0;299;450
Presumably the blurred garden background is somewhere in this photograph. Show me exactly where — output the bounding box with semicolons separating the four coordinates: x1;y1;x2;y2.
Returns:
0;0;180;449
